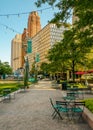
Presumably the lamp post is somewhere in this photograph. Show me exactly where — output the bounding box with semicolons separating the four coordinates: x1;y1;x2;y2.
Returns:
34;50;40;81
84;60;88;87
24;56;29;89
22;31;30;89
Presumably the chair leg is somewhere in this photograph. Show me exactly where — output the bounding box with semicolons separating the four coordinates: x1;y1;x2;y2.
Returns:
78;113;84;122
52;109;63;120
51;111;56;116
71;112;83;122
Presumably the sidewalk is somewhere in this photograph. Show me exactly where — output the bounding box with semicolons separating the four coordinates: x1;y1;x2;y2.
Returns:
0;79;92;130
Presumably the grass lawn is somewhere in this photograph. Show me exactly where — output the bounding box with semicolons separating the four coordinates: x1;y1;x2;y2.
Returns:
0;81;24;94
0;80;32;95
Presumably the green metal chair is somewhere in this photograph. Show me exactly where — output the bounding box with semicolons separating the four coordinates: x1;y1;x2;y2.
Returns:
3;88;11;102
63;92;76;102
49;98;63;119
71;101;85;121
56;101;70;120
67;85;71;90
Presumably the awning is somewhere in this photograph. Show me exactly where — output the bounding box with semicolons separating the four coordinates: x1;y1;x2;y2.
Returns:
75;71;87;75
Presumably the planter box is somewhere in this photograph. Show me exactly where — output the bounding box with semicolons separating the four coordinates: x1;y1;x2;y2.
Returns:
83;107;93;129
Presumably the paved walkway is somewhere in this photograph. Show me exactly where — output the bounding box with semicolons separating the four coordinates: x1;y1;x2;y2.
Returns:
0;79;92;130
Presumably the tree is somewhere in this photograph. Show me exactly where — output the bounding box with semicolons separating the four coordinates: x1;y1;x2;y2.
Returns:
47;42;68;73
0;61;12;76
47;27;91;81
30;61;38;81
35;0;93;81
35;0;93;48
61;29;90;81
40;62;49;74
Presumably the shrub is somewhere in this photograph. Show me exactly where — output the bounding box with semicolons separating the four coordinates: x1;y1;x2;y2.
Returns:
84;99;93;113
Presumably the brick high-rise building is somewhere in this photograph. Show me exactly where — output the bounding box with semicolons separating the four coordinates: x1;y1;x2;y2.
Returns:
21;11;41;68
21;28;28;67
11;34;22;72
27;11;41;38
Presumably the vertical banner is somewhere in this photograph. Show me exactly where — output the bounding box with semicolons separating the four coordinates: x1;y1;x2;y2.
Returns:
27;39;32;53
35;53;40;62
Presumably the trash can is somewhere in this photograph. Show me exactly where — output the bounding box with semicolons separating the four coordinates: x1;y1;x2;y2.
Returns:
2;74;6;79
62;82;67;90
57;79;60;84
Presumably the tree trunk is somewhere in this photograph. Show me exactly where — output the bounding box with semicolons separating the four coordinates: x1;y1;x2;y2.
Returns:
72;60;75;82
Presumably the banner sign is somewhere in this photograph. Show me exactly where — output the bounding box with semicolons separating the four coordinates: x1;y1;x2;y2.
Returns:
27;39;32;53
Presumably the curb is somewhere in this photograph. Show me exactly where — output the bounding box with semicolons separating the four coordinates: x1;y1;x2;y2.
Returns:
83;107;93;129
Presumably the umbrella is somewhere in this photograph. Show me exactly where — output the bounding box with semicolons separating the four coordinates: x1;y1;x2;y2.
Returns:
87;70;93;73
75;71;87;75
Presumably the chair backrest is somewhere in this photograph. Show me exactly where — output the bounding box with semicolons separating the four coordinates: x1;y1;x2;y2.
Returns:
74;101;85;110
67;85;71;88
74;101;85;106
49;98;61;114
67;92;75;97
49;98;56;109
73;85;78;88
56;101;68;107
71;87;78;91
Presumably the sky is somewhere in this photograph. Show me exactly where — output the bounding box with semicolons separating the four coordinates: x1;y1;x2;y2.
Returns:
0;0;57;65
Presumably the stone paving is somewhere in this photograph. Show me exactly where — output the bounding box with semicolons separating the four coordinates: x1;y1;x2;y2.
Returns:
0;79;92;130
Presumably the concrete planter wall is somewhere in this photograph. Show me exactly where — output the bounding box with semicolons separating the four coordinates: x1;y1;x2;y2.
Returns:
83;107;93;129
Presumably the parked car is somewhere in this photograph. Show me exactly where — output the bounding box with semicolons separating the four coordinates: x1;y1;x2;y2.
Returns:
37;74;43;80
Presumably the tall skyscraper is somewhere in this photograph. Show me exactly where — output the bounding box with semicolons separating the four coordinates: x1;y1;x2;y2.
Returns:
21;11;41;67
21;28;28;67
27;11;41;38
11;34;22;72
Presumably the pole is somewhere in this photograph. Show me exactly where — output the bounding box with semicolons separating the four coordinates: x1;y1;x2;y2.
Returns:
24;56;29;89
84;60;88;87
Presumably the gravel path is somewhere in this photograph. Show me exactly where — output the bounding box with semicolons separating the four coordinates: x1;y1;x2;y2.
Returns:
0;79;92;130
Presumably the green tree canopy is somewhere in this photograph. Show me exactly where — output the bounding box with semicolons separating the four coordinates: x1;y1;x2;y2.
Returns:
35;0;93;81
47;27;91;81
0;61;12;75
35;0;93;48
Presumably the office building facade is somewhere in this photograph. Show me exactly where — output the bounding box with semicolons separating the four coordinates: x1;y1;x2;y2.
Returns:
27;23;66;71
11;34;22;72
